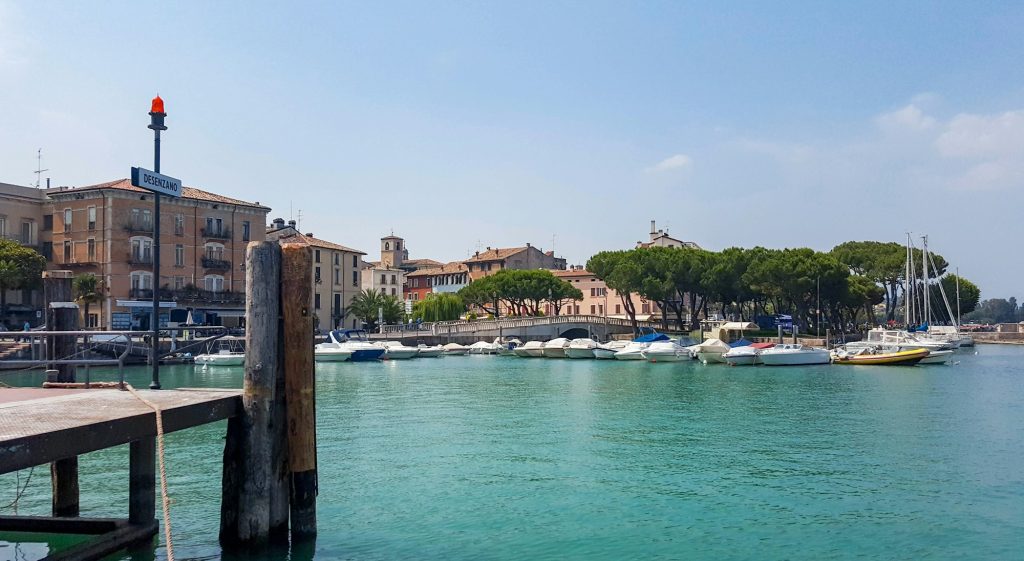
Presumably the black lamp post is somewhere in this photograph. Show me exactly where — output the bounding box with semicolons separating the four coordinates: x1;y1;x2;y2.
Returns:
148;96;166;389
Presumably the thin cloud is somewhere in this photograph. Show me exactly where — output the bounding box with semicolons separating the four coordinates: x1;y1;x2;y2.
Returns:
647;154;691;173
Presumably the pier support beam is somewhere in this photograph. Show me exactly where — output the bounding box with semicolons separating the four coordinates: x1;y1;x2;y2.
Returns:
129;437;156;525
282;243;317;539
44;271;81;518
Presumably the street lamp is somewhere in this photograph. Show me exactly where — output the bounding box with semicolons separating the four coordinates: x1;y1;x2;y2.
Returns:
148;95;166;389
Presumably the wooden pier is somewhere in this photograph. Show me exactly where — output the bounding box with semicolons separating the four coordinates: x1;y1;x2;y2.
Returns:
0;387;241;560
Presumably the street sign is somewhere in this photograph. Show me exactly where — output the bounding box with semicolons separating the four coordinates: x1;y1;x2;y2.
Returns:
131;166;182;198
405;299;413;314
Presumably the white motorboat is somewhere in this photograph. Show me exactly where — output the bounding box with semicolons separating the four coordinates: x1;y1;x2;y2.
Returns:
759;344;831;366
325;330;386;361
441;342;469;356
723;346;759;366
541;338;570;358
919;349;955;365
642;341;688;362
376;341;420;360
495;337;523;356
417;344;444;358
468;341;502;355
593;340;628;359
314;341;353;362
694;338;731;364
565;339;598;359
195;349;245;366
513;340;545;357
614;341;649;360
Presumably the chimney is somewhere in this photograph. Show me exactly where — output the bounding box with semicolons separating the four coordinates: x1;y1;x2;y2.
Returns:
475;251;480;257
306;232;314;238
526;242;531;248
651;220;656;234
46;178;50;189
272;217;285;229
287;219;297;228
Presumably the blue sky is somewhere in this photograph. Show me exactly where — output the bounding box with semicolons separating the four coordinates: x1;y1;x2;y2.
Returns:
1;1;1022;297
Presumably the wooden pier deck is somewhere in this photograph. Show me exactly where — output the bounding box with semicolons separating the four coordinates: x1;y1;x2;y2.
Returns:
0;387;242;560
0;387;242;474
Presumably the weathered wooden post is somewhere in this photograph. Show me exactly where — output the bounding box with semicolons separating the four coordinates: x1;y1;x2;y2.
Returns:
43;270;80;517
221;241;282;546
281;243;317;538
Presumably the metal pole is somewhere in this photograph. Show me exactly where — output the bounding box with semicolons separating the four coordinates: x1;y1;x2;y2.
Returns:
150;127;162;389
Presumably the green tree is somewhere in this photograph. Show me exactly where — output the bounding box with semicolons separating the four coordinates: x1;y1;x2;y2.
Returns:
587;250;644;334
458;275;501;317
413;293;465;322
346;289;403;331
73;273;105;327
938;274;980;319
0;239;46;319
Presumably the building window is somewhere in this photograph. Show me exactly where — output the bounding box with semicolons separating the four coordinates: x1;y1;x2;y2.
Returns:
21;220;35;245
174;276;184;290
616;304;621;314
396;242;401;251
590;288;596;297
42;214;52;231
352;270;358;287
63;240;71;263
334;253;339;266
64;208;72;232
242;221;250;241
391;288;396;296
205;243;225;261
315;249;321;263
352;255;357;268
385;242;390;251
591;305;596;314
380;274;386;284
175;244;185;267
642;303;650;314
334;268;340;284
87;239;96;261
314;293;321;309
0;216;6;237
204;275;225;293
390;274;396;284
130;271;153;291
486;263;493;271
334;294;342;318
599;304;604;315
87;314;99;328
131;238;154;263
87;206;96;230
315;266;321;282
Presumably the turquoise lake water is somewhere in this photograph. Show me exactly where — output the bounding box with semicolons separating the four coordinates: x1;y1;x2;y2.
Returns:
1;345;1022;560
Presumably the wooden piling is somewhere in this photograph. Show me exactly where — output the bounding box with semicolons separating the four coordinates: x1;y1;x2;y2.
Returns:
222;241;282;546
128;437;156;525
43;271;81;518
281;243;317;538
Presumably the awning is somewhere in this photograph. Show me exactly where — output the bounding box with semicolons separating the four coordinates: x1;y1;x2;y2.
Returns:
720;322;759;330
116;300;177;309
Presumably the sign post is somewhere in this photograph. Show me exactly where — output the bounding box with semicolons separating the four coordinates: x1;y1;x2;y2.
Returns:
131;96;182;389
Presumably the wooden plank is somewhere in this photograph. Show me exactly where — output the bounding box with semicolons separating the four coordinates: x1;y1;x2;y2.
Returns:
0;390;241;474
234;241;281;544
45;519;158;561
0;515;123;534
281;243;317;538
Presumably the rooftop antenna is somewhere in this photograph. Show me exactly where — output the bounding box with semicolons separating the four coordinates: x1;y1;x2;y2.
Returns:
551;234;557;254
33;148;48;188
296;209;303;231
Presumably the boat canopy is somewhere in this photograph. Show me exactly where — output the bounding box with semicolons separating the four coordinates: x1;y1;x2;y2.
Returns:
729;338;753;347
634;333;670;343
721;322;759;331
331;329;369;342
750;342;775;349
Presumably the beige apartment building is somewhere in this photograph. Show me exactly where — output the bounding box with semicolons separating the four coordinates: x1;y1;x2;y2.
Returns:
463;243;566;281
551;267;660;320
0;182;47;325
44;178;269;329
266;218;366;332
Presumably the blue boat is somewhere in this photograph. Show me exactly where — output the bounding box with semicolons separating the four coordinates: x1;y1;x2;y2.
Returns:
328;329;385;362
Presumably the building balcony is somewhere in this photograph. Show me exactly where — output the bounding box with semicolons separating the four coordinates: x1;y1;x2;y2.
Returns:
202;257;232;270
201;228;231;240
171;288;244;305
62;259;100;268
123;222;154;234
127;253;153;265
129;288;154;299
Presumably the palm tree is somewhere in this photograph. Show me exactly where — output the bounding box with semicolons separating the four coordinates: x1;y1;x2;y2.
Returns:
0;259;21;319
73;273;104;328
347;289;404;331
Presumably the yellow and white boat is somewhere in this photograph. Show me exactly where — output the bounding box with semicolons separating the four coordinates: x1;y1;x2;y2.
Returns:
831;347;929;366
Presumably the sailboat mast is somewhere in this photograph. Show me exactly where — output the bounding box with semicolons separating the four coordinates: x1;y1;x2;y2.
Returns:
956;267;961;329
921;235;929;326
905;233;913;326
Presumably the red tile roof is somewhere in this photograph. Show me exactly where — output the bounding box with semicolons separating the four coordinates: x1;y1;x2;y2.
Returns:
52;178;269;210
273;231;365;254
463;246;527;263
406;261;469;277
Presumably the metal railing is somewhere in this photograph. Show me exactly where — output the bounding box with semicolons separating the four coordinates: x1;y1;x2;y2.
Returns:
202;257;232;270
0;326;228;389
201;227;231;240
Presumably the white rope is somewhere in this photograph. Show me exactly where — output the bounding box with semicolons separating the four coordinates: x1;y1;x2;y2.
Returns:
125;384;175;561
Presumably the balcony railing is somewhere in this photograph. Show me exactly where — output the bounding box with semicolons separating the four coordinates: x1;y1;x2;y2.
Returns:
202;257;232;270
63;259;99;267
123;222;154;234
129;288;154;299
201;227;231;240
127;253;153;265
